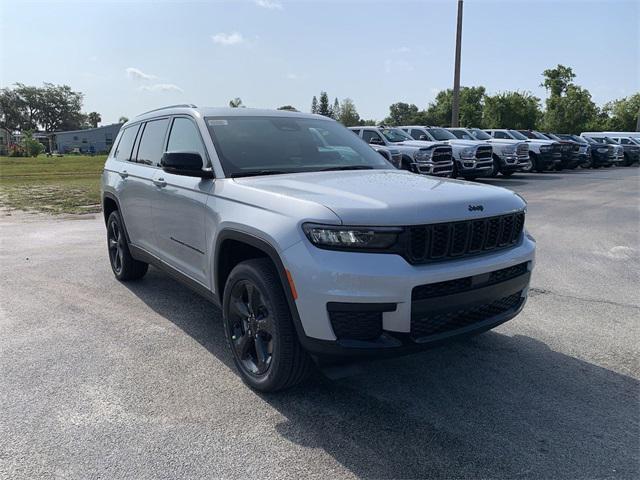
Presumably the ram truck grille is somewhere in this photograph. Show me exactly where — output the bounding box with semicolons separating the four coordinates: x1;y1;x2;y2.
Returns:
403;212;525;264
516;143;529;157
475;146;493;160
432;146;453;164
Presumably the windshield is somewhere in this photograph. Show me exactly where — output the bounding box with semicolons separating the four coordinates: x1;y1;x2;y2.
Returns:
426;128;456;141
568;135;588;144
545;133;561;141
449;129;474;140
380;128;413;143
469;128;492;140
603;137;618;145
508;130;528;140
205;116;392;177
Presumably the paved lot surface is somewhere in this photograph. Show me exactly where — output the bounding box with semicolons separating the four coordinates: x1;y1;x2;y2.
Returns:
1;167;639;479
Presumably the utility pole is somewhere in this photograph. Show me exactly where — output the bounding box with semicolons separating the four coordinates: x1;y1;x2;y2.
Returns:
451;0;464;127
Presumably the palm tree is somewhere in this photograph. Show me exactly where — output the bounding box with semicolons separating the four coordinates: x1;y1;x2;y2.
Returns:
87;112;102;128
229;97;244;108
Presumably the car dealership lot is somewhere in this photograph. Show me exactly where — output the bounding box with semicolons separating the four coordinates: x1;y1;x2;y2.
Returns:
1;168;638;479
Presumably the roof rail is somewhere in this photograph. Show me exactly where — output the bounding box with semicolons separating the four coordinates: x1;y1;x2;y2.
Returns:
136;104;198;117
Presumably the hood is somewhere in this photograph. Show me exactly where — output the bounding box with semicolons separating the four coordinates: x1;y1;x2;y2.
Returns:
391;140;439;149
447;139;488;148
487;138;521;145
232;169;525;226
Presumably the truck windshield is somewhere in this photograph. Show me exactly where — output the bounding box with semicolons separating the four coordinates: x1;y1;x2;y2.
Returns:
508;130;528;140
426;128;456;141
205;116;392;177
469;128;492;140
449;129;474;140
380;128;413;143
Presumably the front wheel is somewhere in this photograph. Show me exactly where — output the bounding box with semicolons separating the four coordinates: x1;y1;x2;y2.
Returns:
106;211;148;281
490;155;500;177
223;258;313;392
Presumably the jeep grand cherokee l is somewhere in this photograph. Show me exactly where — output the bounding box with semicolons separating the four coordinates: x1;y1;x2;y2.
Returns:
102;105;535;392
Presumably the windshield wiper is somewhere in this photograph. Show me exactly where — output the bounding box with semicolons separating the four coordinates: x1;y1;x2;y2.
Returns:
231;169;290;178
317;165;375;172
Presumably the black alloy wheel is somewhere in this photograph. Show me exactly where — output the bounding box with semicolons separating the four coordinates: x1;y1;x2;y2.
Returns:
108;218;125;276
227;280;274;376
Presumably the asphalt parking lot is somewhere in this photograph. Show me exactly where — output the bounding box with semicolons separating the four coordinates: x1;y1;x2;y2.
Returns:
1;167;638;479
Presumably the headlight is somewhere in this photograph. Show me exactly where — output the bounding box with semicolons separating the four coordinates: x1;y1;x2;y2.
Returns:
302;223;401;250
414;150;431;162
503;146;516;154
539;145;551;152
460;147;475;159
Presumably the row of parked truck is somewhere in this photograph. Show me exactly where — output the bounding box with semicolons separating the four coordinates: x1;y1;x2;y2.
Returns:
351;126;640;179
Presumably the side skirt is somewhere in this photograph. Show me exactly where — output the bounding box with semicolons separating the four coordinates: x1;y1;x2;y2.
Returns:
129;245;220;307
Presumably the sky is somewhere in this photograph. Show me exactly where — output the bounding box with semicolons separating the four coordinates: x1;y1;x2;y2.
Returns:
1;0;638;124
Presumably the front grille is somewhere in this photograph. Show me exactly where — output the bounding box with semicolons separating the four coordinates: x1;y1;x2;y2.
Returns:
411;292;523;338
432;146;453;164
516;143;529;157
404;212;525;264
329;310;382;341
551;144;562;157
475;146;493;160
411;262;528;301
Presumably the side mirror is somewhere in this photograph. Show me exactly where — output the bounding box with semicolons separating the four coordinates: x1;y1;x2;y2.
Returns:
161;152;213;178
369;137;383;145
419;135;428;141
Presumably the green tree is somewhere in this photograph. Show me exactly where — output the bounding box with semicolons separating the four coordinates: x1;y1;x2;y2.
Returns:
426;86;486;127
277;105;299;111
541;64;575;98
384;102;419;125
601;94;640;131
541;65;598;133
87;112;102;128
318;92;331;117
331;98;341;120
482;91;541;129
358;119;378;126
229;97;244;108
311;96;318;114
21;130;44;157
337;98;360;126
0;88;27;130
118;116;129;124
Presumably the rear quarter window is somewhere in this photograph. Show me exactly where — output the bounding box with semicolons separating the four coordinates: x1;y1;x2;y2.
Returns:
113;125;140;162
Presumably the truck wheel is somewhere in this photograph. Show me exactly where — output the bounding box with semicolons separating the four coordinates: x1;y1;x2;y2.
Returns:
501;171;514;177
400;156;414;173
223;258;313;392
106;211;148;281
490;155;500;177
450;162;459;179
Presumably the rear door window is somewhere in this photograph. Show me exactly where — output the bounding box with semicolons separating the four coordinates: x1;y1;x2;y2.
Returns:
494;131;510;139
113;125;140;161
410;129;424;140
136;118;170;166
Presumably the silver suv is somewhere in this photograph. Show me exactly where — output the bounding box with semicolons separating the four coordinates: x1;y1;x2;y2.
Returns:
101;105;536;391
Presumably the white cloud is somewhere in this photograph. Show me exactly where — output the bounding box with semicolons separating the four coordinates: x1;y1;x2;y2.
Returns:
255;0;283;9
384;59;414;74
140;83;184;93
392;46;411;53
211;32;245;46
286;73;299;80
126;67;157;81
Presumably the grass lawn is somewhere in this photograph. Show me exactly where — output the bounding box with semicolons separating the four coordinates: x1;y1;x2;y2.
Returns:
0;155;107;214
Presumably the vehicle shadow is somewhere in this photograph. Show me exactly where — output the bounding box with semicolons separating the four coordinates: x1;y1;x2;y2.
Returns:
124;268;639;479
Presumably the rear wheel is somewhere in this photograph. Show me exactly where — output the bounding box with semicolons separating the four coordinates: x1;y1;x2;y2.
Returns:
223;258;313;392
106;211;148;281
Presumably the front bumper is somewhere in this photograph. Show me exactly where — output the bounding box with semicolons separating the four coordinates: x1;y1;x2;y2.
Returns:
282;234;536;357
500;154;530;172
457;157;494;177
413;160;454;177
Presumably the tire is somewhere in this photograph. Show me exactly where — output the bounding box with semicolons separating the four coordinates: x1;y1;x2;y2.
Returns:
501;171;514;177
106;211;148;281
400;156;415;173
222;258;313;392
450;161;459;179
490;155;500;177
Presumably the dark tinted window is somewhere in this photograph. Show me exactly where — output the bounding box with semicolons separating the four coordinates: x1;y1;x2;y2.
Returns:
350;128;361;136
167;117;207;161
114;125;140;161
362;129;384;144
205;116;390;177
136;118;169;166
410;129;425;140
493;131;510;139
426;128;456;141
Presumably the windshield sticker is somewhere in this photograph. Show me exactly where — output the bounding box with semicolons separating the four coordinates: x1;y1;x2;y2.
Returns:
208;119;228;126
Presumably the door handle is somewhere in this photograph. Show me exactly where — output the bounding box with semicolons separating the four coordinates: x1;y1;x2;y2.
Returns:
153;178;167;188
119;170;129;179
